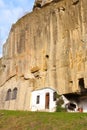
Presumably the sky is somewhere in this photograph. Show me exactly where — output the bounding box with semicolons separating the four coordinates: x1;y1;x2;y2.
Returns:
0;0;35;57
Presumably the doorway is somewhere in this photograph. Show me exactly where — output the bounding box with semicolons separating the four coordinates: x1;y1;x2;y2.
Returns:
45;93;50;109
78;78;85;92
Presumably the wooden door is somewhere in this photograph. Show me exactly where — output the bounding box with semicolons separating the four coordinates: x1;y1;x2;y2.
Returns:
45;93;49;109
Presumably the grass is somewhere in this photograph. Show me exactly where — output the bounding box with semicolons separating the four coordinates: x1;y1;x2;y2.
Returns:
0;110;87;130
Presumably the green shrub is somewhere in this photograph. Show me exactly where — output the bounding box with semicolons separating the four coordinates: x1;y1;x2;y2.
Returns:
56;97;66;112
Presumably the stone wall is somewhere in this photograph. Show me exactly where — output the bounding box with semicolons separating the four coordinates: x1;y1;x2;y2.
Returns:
0;0;87;110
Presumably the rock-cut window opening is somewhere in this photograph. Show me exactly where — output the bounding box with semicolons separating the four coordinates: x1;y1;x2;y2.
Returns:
6;89;11;101
12;88;18;100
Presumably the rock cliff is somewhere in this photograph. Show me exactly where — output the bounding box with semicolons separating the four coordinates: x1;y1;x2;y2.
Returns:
0;0;87;110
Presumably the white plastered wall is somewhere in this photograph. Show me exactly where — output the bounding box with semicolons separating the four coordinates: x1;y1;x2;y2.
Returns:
31;87;56;112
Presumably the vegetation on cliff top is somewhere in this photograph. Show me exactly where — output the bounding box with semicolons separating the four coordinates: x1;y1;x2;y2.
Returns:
0;110;87;130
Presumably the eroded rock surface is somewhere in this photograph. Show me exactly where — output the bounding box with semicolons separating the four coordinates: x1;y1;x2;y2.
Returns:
0;0;87;110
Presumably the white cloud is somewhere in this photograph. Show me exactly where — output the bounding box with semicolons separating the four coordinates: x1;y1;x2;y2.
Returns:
0;5;24;47
0;0;5;8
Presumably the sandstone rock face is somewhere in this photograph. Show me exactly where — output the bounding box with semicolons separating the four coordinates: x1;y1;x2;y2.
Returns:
34;0;42;9
33;0;53;9
0;0;87;110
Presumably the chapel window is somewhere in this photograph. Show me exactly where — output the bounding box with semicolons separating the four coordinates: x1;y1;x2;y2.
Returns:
6;89;11;101
36;95;40;104
12;88;18;100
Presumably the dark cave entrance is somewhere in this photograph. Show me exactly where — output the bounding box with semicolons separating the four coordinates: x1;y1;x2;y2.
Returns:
78;78;85;92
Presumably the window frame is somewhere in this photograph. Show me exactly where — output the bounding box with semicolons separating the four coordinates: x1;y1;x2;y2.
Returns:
36;95;40;104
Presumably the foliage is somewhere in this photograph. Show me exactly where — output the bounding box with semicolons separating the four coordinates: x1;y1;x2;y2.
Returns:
56;105;66;112
56;96;66;112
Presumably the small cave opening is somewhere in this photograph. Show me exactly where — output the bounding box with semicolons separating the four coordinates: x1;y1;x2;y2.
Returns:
78;78;85;93
72;0;79;5
45;55;49;58
2;64;6;68
66;102;76;111
33;3;41;10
